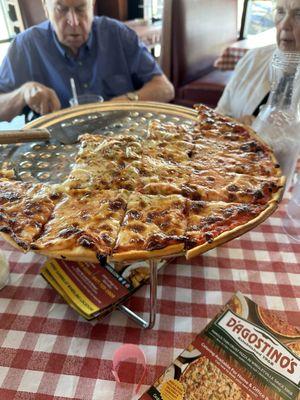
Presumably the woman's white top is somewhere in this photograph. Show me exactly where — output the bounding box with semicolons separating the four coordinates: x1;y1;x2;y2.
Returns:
216;44;276;118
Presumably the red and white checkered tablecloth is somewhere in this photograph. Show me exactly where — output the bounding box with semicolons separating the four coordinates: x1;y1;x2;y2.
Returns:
0;198;299;400
214;29;276;71
214;47;248;71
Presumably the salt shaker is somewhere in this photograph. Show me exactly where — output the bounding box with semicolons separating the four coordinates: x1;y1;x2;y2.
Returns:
0;250;10;290
283;174;300;241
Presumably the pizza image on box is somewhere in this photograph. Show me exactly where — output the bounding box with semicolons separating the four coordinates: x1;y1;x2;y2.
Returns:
257;306;300;339
178;355;250;400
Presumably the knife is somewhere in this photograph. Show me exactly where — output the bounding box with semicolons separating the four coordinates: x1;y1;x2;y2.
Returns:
0;129;51;144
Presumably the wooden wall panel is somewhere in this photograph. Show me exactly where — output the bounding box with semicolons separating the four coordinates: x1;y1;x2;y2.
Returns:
94;0;128;21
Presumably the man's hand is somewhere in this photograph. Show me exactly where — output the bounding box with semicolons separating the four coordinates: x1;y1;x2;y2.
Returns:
110;74;175;104
21;82;61;115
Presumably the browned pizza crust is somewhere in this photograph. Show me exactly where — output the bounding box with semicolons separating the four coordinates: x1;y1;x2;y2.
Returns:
186;198;279;259
0;232;28;253
35;247;98;263
110;244;184;262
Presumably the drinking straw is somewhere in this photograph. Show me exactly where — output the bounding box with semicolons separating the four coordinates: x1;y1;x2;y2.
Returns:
70;77;78;106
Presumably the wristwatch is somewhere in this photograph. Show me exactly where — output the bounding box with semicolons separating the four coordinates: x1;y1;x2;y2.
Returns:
126;92;139;101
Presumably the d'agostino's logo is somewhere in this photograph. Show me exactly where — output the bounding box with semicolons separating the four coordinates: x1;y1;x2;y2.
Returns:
217;310;300;385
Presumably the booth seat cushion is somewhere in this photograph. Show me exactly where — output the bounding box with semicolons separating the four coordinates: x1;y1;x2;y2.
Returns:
174;69;234;108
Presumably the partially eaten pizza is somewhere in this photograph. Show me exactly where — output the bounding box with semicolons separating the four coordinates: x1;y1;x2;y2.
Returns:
0;105;285;262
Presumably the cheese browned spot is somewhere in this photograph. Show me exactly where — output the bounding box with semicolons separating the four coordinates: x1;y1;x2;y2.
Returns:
147;120;194;141
185;200;267;249
0;181;57;250
185;169;281;204
113;193;187;253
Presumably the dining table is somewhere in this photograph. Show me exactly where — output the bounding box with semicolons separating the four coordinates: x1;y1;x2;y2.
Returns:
0;189;299;399
214;27;277;71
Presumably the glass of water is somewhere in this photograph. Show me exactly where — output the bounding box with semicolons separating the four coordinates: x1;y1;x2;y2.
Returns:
69;94;104;107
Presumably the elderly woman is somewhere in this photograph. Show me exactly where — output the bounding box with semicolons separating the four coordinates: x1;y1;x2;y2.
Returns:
216;0;300;125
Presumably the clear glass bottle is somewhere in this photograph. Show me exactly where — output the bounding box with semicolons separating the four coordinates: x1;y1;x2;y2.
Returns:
252;49;300;190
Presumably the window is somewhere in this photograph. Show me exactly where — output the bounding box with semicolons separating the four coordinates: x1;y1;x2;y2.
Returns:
142;0;163;22
0;0;14;65
240;0;274;38
0;0;11;41
151;0;163;21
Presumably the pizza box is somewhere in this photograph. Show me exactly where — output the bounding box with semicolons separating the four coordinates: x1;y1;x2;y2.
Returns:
40;258;166;320
140;292;300;400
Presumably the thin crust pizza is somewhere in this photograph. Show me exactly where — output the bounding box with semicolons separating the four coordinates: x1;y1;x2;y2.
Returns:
32;189;129;260
0;104;285;262
0;180;58;251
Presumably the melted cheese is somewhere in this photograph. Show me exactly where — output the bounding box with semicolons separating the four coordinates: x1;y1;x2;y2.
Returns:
34;189;129;255
114;193;187;253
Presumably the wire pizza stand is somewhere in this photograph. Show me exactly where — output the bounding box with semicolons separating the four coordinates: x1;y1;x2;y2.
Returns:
118;258;159;329
0;102;284;329
116;255;183;329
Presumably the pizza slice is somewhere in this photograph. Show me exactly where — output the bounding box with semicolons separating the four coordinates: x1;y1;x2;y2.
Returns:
147;120;194;141
185;200;269;259
77;133;143;163
112;193;187;261
193;134;274;158
136;156;192;195
108;161;142;191
72;134;143;190
189;149;281;177
192;142;278;167
193;105;281;175
0;180;58;251
194;104;252;137
182;169;284;204
32;189;129;261
142;139;194;164
68;159;142;192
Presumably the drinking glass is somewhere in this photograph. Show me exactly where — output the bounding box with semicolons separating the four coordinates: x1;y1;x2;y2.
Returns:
69;94;104;107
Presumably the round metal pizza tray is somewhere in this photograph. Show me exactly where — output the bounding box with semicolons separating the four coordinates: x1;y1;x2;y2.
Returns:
0;102;197;183
0;101;283;265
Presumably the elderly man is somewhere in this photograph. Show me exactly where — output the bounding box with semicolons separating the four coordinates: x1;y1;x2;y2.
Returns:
216;0;300;125
0;0;174;121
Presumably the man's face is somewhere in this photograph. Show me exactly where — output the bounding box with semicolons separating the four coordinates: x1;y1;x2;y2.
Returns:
43;0;95;55
275;0;300;51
